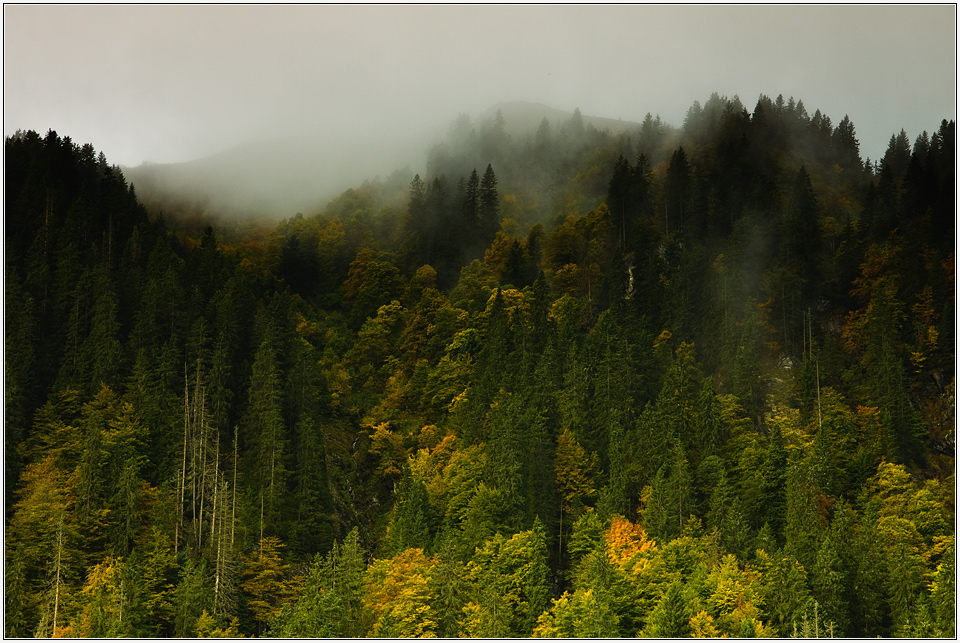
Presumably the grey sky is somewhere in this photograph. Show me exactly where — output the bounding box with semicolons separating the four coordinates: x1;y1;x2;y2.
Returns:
4;4;956;168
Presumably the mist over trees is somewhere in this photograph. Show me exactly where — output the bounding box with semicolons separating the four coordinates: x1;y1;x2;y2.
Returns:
4;92;955;638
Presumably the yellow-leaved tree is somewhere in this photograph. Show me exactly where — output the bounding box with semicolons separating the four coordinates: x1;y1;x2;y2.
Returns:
364;547;438;637
240;536;296;636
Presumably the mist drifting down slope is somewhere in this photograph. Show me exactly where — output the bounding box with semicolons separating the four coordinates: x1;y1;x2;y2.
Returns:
121;103;643;222
121;132;432;221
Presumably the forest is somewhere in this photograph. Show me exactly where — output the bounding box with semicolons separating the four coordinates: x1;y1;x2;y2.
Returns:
3;92;955;638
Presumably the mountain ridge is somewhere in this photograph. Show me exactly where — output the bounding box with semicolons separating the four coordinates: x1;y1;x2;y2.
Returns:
122;102;647;221
477;101;644;137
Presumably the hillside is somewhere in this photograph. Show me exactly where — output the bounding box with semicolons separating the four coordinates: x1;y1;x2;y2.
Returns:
477;101;644;138
120;102;649;225
4;93;955;638
121;132;430;222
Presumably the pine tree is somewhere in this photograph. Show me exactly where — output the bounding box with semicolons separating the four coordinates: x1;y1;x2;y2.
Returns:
6;543;28;637
478;164;500;243
462;168;480;235
832;114;862;173
732;299;763;422
643;467;670;544
757;423;788;542
390;465;434;554
784;457;822;573
272;528;370;637
285;335;334;558
173;558;211;637
521;406;555;528
850;507;891;636
810;421;838;499
666;442;693;539
811;535;848;636
243;340;286;538
759;552;812;636
5;268;38;509
644;579;692;637
929;536;955;636
555;428;595;557
664;147;691;233
522;517;551;636
601;408;628;517
483;392;524;528
428;538;468;638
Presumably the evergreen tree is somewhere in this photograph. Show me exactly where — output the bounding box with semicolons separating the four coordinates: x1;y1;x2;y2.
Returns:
272;528;370;637
478;164;500;243
664;147;691;233
173;558;212;638
643;467;670;544
757;423;788;542
555;428;595;556
784;457;822;573
731;299;762;423
390;465;434;554
811;535;849;636
644;579;692;637
462;168;480;235
243;341;286;538
850;507;890;636
929;536;955;636
832;114;862;173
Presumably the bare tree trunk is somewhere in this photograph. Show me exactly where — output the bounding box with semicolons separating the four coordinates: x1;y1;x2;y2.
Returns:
178;363;189;555
268;438;276;530
816;360;822;430
191;364;201;547
52;516;64;635
232;425;237;552
213;476;225;616
211;436;220;544
558;501;563;562
197;382;206;551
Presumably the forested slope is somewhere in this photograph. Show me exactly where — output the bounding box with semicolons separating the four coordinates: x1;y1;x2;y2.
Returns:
4;93;955;638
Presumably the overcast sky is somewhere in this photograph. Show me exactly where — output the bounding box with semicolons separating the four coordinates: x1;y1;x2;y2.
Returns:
4;4;956;168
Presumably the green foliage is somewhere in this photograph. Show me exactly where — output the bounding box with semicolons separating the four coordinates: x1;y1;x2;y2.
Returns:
388;465;434;554
3;99;954;637
642;579;691;637
174;559;212;638
462;526;552;637
533;587;620;638
272;528;370;637
243;340;286;537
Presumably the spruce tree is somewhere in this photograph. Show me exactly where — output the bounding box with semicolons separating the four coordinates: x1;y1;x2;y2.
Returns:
243;340;286;538
478;164;500;243
390;465;434;554
644;579;692;637
811;535;848;636
758;423;788;542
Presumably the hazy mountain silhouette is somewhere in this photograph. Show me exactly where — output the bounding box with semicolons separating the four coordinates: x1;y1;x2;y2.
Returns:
122;133;430;221
122;103;644;221
477;102;643;137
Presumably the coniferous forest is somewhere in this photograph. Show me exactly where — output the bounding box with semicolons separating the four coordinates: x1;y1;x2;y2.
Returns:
4;93;956;638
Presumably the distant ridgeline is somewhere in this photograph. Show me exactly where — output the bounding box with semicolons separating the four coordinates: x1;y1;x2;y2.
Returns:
4;94;955;638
